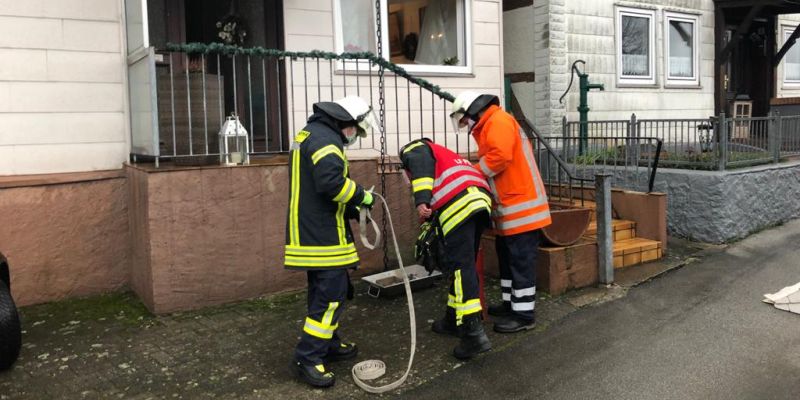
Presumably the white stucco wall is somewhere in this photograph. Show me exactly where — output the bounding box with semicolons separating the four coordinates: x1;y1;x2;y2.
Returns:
0;0;129;176
503;4;536;120
776;14;800;99
283;0;505;156
504;0;718;135
560;0;715;121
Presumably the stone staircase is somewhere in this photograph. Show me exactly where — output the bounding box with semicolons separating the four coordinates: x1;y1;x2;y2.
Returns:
564;199;663;269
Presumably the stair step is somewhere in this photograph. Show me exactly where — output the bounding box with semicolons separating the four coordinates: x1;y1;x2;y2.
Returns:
612;238;662;269
562;199;620;222
585;219;635;236
569;199;597;209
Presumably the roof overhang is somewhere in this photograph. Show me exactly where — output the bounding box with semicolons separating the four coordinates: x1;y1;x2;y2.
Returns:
715;0;800;15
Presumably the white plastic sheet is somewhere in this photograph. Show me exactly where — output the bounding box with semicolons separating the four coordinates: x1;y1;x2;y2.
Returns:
763;282;800;314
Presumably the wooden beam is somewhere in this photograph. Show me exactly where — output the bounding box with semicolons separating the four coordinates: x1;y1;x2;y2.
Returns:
717;4;764;65
503;0;534;12
774;23;800;66
715;0;781;8
505;72;536;83
715;4;726;115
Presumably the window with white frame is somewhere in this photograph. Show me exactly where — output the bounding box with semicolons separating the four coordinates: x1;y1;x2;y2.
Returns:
782;26;800;84
616;7;656;85
334;0;470;74
664;12;699;86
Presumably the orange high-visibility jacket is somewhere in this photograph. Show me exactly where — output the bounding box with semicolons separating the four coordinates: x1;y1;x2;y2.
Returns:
471;105;551;236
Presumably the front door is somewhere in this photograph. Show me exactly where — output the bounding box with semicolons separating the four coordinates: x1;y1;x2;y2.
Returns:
182;0;288;153
720;18;776;117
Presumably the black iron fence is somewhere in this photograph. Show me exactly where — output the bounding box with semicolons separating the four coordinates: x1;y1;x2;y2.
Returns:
129;44;465;166
564;113;800;171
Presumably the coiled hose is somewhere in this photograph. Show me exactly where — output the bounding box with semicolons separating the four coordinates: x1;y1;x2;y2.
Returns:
352;192;417;394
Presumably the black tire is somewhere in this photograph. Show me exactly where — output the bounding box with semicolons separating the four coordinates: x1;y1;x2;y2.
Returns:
0;269;21;371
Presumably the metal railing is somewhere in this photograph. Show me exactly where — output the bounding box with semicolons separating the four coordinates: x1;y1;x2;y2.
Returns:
130;45;466;165
564;113;800;171
545;135;663;193
519;117;594;206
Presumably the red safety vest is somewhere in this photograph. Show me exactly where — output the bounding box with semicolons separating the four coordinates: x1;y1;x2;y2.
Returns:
426;141;491;211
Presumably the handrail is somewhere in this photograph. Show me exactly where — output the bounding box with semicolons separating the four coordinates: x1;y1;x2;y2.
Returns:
647;139;663;193
515;115;593;206
518;116;591;183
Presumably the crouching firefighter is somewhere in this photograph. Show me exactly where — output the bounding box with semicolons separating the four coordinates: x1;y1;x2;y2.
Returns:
285;96;380;388
400;138;493;360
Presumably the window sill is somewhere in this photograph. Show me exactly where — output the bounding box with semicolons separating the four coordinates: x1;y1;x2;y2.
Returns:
0;169;125;189
332;60;474;78
664;83;702;90
334;67;475;78
616;82;659;89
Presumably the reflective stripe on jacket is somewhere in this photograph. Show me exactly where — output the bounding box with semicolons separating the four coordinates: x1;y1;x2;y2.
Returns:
471;105;551;236
400;139;491;236
284;112;366;270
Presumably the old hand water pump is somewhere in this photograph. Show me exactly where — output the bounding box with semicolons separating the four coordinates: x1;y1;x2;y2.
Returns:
559;60;604;155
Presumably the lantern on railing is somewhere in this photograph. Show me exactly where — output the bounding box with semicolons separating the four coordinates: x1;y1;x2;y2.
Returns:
218;114;250;165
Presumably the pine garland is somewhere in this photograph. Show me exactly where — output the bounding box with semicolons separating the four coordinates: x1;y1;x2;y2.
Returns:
166;42;455;102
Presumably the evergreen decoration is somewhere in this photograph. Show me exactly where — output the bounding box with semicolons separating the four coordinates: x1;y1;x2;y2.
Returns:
165;42;455;102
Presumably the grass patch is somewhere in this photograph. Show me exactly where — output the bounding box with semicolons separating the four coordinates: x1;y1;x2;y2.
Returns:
178;290;307;318
20;292;153;326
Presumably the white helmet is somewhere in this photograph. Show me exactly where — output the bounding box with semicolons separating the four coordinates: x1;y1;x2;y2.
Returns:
449;91;499;133
314;96;381;140
339;96;381;137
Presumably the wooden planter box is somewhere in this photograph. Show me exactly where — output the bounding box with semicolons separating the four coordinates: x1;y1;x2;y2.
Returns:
480;235;598;296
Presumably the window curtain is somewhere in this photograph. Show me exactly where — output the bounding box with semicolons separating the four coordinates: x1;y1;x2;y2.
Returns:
669;20;694;78
341;0;376;53
786;32;800;81
621;15;650;76
414;0;460;65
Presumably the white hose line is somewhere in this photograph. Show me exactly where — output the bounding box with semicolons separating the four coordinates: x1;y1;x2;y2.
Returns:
352;192;417;394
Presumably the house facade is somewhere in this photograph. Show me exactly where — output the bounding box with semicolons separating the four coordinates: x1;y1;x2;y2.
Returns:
504;0;800;135
0;0;504;311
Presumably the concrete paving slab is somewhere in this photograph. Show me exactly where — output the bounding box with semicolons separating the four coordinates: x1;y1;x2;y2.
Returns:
0;237;708;398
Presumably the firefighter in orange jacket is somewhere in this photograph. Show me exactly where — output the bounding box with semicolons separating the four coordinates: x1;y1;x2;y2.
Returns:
450;91;552;333
399;138;493;359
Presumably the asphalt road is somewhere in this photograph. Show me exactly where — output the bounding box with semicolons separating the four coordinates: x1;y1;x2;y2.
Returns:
404;219;800;400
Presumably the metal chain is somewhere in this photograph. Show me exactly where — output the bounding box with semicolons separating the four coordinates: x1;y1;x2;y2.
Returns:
376;0;389;271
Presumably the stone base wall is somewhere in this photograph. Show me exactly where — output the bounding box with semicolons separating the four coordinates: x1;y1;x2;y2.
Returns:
127;160;418;314
585;161;800;243
659;162;800;243
0;172;130;306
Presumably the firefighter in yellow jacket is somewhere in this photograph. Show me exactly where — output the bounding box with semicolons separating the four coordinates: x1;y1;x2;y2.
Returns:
450;91;552;333
286;96;379;388
400;138;493;359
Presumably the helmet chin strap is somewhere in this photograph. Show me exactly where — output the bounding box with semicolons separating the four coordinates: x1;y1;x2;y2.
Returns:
466;121;476;135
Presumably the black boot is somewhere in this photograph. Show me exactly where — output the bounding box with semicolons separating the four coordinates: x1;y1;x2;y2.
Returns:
453;315;491;360
326;342;358;362
493;316;535;333
292;359;335;388
487;301;511;317
431;308;459;337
